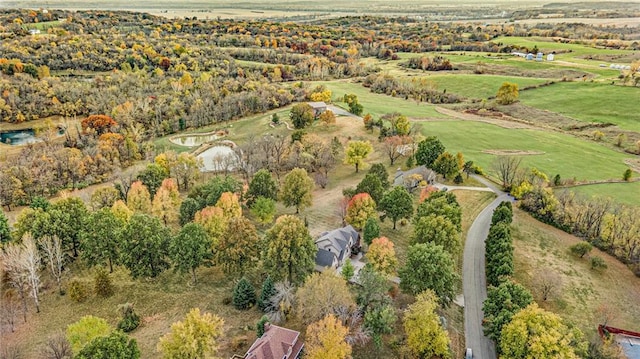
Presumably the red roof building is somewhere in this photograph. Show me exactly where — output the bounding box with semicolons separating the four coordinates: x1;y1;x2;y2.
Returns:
243;323;304;359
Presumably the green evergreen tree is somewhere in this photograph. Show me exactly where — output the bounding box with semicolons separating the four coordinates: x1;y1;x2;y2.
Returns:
0;210;10;244
232;277;257;310
363;217;380;246
341;259;355;281
256;315;269;337
258;276;276;312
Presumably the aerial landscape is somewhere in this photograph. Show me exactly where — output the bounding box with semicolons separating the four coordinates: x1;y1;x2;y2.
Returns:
1;0;639;358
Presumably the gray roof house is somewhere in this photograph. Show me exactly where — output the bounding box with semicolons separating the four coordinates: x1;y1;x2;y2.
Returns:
393;165;436;191
314;225;359;270
307;101;327;117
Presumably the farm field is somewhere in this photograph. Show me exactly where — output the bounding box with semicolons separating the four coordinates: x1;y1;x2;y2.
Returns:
491;36;635;59
567;181;640;207
418;74;549;100
518;81;640;132
416;120;635;182
318;80;447;119
512;208;640;337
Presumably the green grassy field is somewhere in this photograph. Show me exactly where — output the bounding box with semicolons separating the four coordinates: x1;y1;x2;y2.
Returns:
21;20;63;30
419;74;549;99
518;81;640;132
565;181;640;206
317;80;447;119
491;36;633;59
417;120;635;181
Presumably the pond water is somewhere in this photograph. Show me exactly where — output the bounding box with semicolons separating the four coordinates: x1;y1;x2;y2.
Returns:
1;129;45;146
197;146;240;172
169;133;219;147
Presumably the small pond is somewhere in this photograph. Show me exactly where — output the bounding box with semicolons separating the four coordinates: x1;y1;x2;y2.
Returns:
170;133;219;147
0;128;65;146
197;146;240;172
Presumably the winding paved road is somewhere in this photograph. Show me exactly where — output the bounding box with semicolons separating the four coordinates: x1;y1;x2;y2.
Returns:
462;176;512;359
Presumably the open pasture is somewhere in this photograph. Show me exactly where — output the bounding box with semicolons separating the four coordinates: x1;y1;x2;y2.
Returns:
417;74;549;99
518;81;640;132
417;119;635;182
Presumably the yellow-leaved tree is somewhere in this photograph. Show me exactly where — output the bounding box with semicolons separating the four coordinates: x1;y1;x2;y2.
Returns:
367;237;398;276
158;308;224;359
305;314;352;359
500;303;587;359
403;290;451;358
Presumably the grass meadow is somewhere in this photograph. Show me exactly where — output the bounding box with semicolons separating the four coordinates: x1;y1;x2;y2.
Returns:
518;81;640;132
512;208;640;337
418;74;549;99
415;120;635;182
566;181;640;207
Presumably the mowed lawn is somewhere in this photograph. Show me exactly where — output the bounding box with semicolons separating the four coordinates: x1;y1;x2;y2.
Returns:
512;208;640;337
491;36;633;59
566;181;640;207
419;74;549;99
418;120;635;181
518;81;640;132
317;80;447;119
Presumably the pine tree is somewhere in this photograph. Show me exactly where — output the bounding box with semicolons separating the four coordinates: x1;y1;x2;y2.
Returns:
363;217;380;246
232;277;256;310
258;276;276;312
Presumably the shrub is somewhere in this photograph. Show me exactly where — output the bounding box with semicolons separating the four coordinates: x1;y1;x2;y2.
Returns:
256;315;269;337
117;303;141;333
94;268;114;298
590;256;607;271
569;242;593;258
623;168;633;182
454;173;464;184
69;279;89;303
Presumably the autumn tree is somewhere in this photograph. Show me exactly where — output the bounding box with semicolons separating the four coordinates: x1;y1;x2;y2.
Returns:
319;110;337;125
216;217;260;277
433;151;460;179
81;115;117;136
111;200;133;223
367;237;398;276
155;151;201;191
362;217;380;246
305;314;352;359
1;242;30;322
120;214;171;279
246;169;278;205
127;181;152;214
383;135;411;165
290;103;315;129
344;93;363;116
380;186;413;229
482;280;533;346
345;193;378;230
194;206;227;247
415;136;445;168
158;308;224;359
250;197;276;225
22;234;42;313
263;215;316;284
280;168;314;214
344;140;373;173
399;243;458;307
40;235;64;294
170;223;211;284
403;290;451;359
296;271;357;325
500;303;587;359
412;214;461;257
137;163;169;197
66;316;112;354
492;156;522;191
215;192;242;220
89;187;120;211
415;193;462;231
496;82;519;105
152;178;181;227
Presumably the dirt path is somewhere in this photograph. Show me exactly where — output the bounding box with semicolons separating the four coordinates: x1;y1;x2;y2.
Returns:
434;107;536;129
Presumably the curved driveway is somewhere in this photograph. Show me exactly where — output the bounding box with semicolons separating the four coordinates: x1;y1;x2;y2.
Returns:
462;175;512;359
